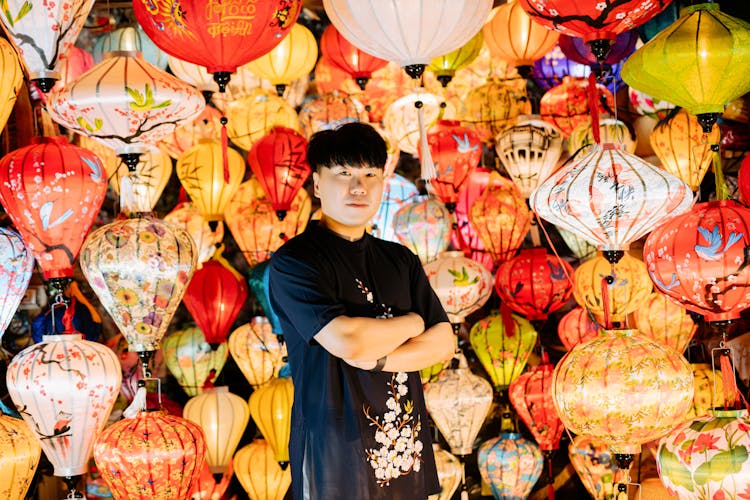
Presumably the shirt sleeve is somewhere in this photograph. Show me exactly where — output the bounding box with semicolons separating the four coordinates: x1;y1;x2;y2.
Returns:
407;250;450;329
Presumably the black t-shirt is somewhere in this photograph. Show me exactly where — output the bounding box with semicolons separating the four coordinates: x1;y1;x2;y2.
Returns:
268;223;449;500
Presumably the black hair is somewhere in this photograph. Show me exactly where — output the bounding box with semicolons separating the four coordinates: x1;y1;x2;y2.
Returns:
306;122;387;172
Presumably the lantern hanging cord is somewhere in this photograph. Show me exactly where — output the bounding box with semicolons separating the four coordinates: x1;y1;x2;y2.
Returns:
221;116;230;183
532;211;575;287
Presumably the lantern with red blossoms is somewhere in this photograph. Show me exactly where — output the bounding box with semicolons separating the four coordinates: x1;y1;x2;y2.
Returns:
320;24;388;90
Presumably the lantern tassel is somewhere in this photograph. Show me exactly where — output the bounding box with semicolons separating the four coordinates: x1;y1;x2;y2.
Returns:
587;73;601;145
601;275;613;330
720;352;740;409
416;100;437;180
712;143;730;201
123;381;147;419
221;116;230;184
500;302;516;339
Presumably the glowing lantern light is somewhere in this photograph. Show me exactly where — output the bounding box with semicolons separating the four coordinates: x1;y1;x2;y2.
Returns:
557;306;601;350
0;37;23;132
384;92;455;156
164;202;224;266
226;90;302;152
568;435;619;500
370;173;418;243
0;414;41;500
628;87;676;121
168;55;219;94
228;317;287;390
93;410;206;499
559;29;638;69
539;76;614;136
0;228;34;343
428;31;484;87
478;432;543;500
163;327;229;397
161;105;224;159
248;376;294;469
532;45;591;91
635;292;697;354
93;24;168;69
556;227;598;261
687;364;723;421
298;90;367;139
568;118;637;155
320;24;388;90
393;196;453;264
460;80;531;143
234;439;292;500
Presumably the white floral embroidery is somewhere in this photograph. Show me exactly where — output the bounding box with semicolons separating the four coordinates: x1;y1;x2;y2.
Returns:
595;2;607;11
363;372;423;486
549;8;558;16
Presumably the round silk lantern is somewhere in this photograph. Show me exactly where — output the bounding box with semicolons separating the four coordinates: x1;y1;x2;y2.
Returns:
234;439;292;500
392;196;453;264
0;414;41;500
687;364;723;421
225;90;302;152
168;55;220;94
430;444;462;500
478;432;544;500
495;247;575;322
93;24;168;69
0;228;33;342
133;0;301;92
628;87;676;121
557;306;601;350
248;376;294;469
644;200;750;323
469;310;538;391
428;31;483;87
228;317;287;389
320;24;388;90
298;90;368;139
568;118;637;155
0;136;107;285
370;173;418;243
532;45;591;91
164;201;224;266
384;92;455;156
163;327;229;397
460;80;531;143
161;106;224;160
539;76;614;136
6;334;121;478
0;37;23;132
635;292;697;355
93;410;206;500
568;434;619;500
573;252;652;324
423;251;494;326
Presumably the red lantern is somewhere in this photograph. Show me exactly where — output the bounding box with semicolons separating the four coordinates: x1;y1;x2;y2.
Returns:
0;137;107;286
494;247;574;322
247;127;310;221
133;0;302;91
320;24;388;90
557;307;600;350
183;258;248;347
540;76;614;136
739;153;750;205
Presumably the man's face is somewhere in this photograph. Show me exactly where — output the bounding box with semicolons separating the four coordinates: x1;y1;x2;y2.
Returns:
313;163;385;233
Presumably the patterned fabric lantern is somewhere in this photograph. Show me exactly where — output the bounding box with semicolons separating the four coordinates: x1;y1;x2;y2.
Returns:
557;306;601;350
539;76;614;136
0;414;41;500
568;118;637;155
164;202;224;266
161;106;224;160
622;3;750;133
495;115;564;199
650;108;721;192
460;80;531;143
183;386;249;474
628;87;676;121
559;30;638;68
495;247;574;322
644;200;750;323
428;31;483;87
370;173;418;243
532;45;591;91
384;92;455;156
573;253;652;323
0;37;23;132
94;25;168;69
478;432;544;500
687;364;723;421
93;410;206;500
429;444;463;500
469;310;538;392
0;228;33;343
392;196;452;264
133;0;301;93
80;216;197;356
423;251;494;325
226;90;302;152
556;227;598;260
531;143;694;261
163;327;229;397
568;435;619;500
320;24;388;90
0;137;107;285
741;155;750;205
248;376;294;469
298;90;367;139
6;334;121;477
635;292;697;354
228;317;287;389
234;439;292;500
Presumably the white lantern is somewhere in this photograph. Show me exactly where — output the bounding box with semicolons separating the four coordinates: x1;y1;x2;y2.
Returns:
383;92;456;155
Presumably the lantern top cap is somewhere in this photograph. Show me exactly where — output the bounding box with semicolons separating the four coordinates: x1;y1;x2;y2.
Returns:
42;334;83;342
683;3;720;15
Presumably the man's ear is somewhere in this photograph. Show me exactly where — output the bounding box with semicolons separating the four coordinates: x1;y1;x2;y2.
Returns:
313;171;320;198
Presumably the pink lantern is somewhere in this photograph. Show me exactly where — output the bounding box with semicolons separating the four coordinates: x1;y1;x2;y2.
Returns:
393;196;453;264
0;228;34;343
557;307;601;350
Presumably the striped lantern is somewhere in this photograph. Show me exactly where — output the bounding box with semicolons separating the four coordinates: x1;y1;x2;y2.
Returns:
0;414;41;500
234;439;292;500
228;317;287;390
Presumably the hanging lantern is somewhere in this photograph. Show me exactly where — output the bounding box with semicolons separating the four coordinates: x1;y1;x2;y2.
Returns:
164;201;224;266
0;136;107;288
650;108;721;192
0;414;41;500
634;292;697;355
183;386;249;474
226;90;302;152
163;327;229;397
423;251;494;326
568;118;637;155
392;196;453;264
622;3;750;133
429;444;462;500
532;45;591;91
428;31;484;87
320;24;388;90
559;29;638;69
478;432;544;500
0;37;23;133
573;252;652;324
628;87;676;121
531;143;694;263
568;435;619;500
6;334;121;478
556;226;598;260
133;0;301;93
93;410;206;500
469;310;538;392
0;228;34;343
495;247;575;322
741;154;750;205
228;317;287;390
460;80;531;143
539;76;614;136
168;55;220;94
80;216;197;358
234;439;292;500
94;24;168;69
370;173;419;243
687;364;723;421
298;90;368;139
161;105;224;160
248;375;294;469
724;94;750;124
557;306;601;350
384;92;455;156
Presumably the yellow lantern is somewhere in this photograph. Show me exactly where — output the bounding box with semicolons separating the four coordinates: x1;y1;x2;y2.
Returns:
234;439;292;500
568;118;638;155
0;415;41;500
687;363;723;421
650;108;721;191
228;317;287;389
634;292;697;355
161;106;224;159
183;386;250;474
164;201;225;266
248;376;294;469
428;31;484;87
225;89;301;152
0;37;23;134
460;79;531;143
176;140;245;222
162;327;229;397
168;55;219;93
246;23;318;96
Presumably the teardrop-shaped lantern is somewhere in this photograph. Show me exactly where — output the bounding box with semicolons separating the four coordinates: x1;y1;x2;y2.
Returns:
320;24;388;90
634;292;697;354
0;228;33;343
384;92;454;156
228;317;287;390
299;90;368;139
460;80;531;142
0;37;23;131
478;432;544;500
164;201;224;266
557;306;601;350
392;196;453;264
568;434;619;500
0;414;41;500
370;173;419;243
428;31;483;88
430;444;463;500
162;327;229;397
226;90;302;152
6;334;121;477
234;439;292;500
557;226;599;261
540;76;614;136
94;24;168;69
248;376;294;469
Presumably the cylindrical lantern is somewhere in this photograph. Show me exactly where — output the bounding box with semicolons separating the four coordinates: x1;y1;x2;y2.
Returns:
228;317;287;390
557;306;601;350
225;90;302;152
0;414;41;500
248;376;294;468
478;432;544;500
234;439;292;500
540;76;614;137
0;228;34;342
246;23;318;94
320;24;388;89
393;196;453;264
634;292;697;354
162;327;229;397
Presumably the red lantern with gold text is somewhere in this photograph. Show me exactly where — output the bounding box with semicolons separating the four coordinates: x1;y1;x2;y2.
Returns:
133;0;302;92
247;127;310;221
320;24;388;90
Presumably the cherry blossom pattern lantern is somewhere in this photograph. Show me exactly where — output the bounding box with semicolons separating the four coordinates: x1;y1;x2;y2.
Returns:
392;196;453;264
0;228;34;343
298;90;368;140
6;334;121;481
248;375;294;469
531;143;694;264
384;91;455;157
460;80;531;143
133;0;301;93
427;31;484;88
478;432;544;500
0;37;23;132
557;306;601;350
164;201;224;266
568;118;637;155
495;247;575;322
569;435;619;500
234;439;292;500
225;90;302;152
635;292;697;355
0;413;41;500
161;106;224;160
370;173;419;243
163;327;229;397
320;24;388;90
228;317;287;390
93;410;206;500
93;24;168;69
643;200;750;323
539;76;614;137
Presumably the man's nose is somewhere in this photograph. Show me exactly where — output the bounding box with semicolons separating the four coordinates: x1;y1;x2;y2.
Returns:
350;176;366;194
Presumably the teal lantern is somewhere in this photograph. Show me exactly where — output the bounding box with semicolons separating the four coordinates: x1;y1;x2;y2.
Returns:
478;432;543;500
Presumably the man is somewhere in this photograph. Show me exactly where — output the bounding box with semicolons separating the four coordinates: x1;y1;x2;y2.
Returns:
268;122;454;500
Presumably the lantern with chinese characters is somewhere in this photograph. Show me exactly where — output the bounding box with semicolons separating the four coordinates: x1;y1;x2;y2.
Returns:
495;247;574;322
163;327;229;397
320;24;388;90
428;31;483;87
133;0;301;92
460;80;531;143
298;90;368;139
234;439;292;500
249;375;294;469
384;92;455;156
228;317;287;389
568;118;637;155
393;196;453;264
557;306;600;350
687;364;723;421
183;386;249;474
622;3;750;133
539;76;614;137
469;310;538;391
225;90;302;152
650;108;720;192
161;106;224;160
0;414;41;500
0;228;33;343
532;45;591;91
644;201;750;322
478;433;543;500
93;410;206;500
568;435;619;500
164;201;224;266
370;173;418;243
94;24;168;69
635;292;697;354
6;334;121;478
559;29;638;69
531;143;694;263
495;115;564;199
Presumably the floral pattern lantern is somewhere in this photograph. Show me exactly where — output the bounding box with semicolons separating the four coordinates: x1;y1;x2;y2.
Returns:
163;327;229;397
393;196;453;264
429;444;463;500
460;80;531;143
161;106;224;160
0;414;41;500
93;410;206;500
298;90;368;139
228;317;287;390
568;435;619;500
320;24;388;90
225;90;302;152
478;432;543;500
557;306;601;350
6;334;121;478
628;87;676;121
164;201;224;266
0;228;33;343
539;76;614;136
248;375;294;469
93;24;168;69
384;92;455;156
568;118;637;155
234;439;292;500
370;173;418;243
635;292;697;355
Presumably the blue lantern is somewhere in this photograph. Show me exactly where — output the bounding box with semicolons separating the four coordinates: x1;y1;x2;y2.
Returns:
478;432;543;500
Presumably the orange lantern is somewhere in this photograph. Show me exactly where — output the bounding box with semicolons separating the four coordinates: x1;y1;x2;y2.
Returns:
164;201;224;266
228;317;287;389
460;80;531;143
634;292;697;354
392;196;453;264
557;306;600;350
234;439;292;500
298;90;368;139
540;76;614;136
320;24;388;90
225;89;302;152
0;414;41;500
248;376;294;469
163;327;229;397
161;105;224;160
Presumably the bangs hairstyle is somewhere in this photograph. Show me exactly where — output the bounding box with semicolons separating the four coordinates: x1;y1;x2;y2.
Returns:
307;122;388;172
